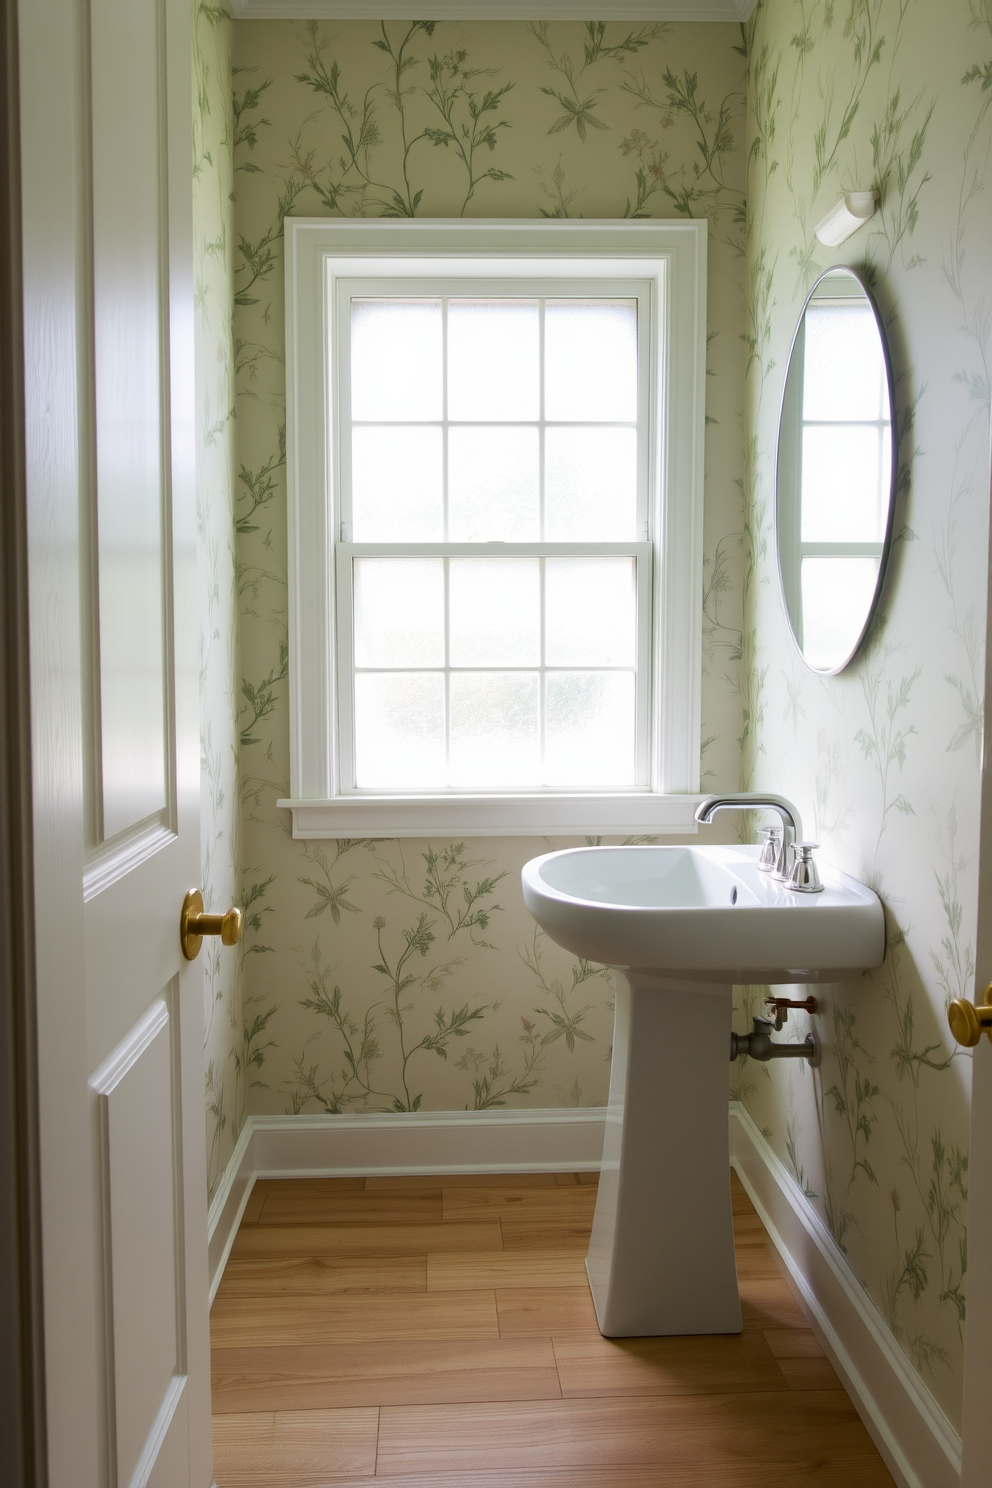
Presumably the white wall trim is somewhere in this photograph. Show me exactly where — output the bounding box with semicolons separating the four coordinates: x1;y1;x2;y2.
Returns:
207;1107;607;1300
206;1117;257;1303
233;2;756;20
283;218;707;835
730;1102;961;1488
280;791;704;839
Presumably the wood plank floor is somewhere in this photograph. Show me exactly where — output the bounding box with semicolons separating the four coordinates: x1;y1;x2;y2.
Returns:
211;1171;895;1487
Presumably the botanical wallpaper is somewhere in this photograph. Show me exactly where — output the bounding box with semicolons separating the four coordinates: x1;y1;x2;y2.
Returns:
193;0;245;1202
192;2;991;1432
742;0;992;1427
229;19;748;1118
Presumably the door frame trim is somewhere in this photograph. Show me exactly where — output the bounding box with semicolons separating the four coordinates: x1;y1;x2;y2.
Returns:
0;0;47;1477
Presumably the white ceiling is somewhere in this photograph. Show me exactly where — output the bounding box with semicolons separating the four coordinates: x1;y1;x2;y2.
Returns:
231;0;755;21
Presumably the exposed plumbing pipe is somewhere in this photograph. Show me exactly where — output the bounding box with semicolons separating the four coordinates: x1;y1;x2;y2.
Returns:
730;1016;817;1066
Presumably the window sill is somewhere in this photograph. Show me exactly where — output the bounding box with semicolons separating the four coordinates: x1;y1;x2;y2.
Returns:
277;793;704;840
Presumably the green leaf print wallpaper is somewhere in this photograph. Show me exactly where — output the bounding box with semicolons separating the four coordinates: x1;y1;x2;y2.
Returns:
190;0;992;1433
743;0;992;1427
193;0;244;1202
227;10;748;1142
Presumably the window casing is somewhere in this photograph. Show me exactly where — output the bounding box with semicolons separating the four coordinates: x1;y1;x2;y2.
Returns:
281;221;707;838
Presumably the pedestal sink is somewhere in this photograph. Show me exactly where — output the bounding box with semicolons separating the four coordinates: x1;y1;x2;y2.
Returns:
520;843;884;1337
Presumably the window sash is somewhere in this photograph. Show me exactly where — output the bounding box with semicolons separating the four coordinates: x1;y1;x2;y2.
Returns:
332;276;655;799
334;277;653;546
335;541;653;795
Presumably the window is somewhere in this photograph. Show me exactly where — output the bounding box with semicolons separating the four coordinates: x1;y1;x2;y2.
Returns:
281;221;707;838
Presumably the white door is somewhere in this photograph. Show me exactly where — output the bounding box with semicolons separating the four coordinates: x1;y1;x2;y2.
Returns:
961;468;992;1487
19;0;214;1482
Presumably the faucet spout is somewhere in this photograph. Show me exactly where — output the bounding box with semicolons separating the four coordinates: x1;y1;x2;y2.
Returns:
694;792;803;882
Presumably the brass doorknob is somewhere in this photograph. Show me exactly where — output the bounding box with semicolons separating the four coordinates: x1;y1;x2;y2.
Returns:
948;984;992;1047
180;889;243;961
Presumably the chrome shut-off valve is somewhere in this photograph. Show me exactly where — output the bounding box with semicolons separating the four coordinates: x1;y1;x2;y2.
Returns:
788;843;823;894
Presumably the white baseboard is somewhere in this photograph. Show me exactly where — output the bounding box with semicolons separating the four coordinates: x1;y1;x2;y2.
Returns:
206;1118;257;1303
206;1098;963;1488
206;1107;607;1302
730;1102;961;1488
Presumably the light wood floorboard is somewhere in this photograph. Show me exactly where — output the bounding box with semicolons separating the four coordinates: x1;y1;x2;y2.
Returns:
213;1407;378;1485
495;1285;601;1337
552;1330;790;1397
365;1173;556;1190
499;1219;592;1250
442;1187;597;1222
287;1468;894;1488
211;1290;499;1348
240;1186;268;1224
427;1251;585;1291
212;1172;893;1488
254;1177;369;1194
764;1326;826;1358
212;1338;561;1413
257;1189;443;1227
373;1393;882;1474
216;1256;427;1299
739;1276;810;1330
231;1222;503;1258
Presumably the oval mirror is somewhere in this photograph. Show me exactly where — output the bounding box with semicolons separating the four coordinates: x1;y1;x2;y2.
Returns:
776;266;897;674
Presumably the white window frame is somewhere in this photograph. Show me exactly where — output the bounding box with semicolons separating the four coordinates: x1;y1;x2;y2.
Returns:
280;219;707;838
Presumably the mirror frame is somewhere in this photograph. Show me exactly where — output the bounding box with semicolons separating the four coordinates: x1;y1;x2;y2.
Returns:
775;265;898;676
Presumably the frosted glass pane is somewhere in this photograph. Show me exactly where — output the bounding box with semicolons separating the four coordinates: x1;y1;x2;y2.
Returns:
450;673;540;786
803;303;887;422
352;427;443;540
449;559;540;666
351;300;442;421
545;558;636;667
448;301;539;421
801;557;879;671
449;426;539;541
545;427;637;540
354;559;444;667
354;672;445;787
545;672;636;787
545;300;637;422
801;426;888;542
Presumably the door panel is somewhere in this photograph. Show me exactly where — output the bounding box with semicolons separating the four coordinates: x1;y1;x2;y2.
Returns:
91;997;183;1488
20;0;212;1481
91;0;170;841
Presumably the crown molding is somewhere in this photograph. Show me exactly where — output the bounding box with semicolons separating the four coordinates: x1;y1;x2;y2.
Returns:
231;0;755;21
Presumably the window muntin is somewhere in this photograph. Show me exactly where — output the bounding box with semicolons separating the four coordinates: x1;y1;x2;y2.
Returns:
335;284;651;795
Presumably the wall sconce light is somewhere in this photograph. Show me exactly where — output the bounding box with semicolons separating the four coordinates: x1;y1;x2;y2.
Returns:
814;192;878;247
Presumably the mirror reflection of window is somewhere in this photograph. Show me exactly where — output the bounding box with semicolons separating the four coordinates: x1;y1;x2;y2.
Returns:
776;269;895;673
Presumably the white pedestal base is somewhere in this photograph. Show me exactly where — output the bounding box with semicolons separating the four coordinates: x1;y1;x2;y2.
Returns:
586;973;742;1336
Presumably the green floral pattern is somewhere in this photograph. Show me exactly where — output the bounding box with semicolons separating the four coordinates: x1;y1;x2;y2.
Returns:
742;0;992;1426
192;4;988;1432
194;0;243;1201
227;6;748;1153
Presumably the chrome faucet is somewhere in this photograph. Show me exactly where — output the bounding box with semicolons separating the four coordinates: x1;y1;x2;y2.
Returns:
694;792;803;882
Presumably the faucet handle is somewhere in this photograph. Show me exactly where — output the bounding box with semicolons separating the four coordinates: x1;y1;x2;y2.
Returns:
787;842;823;894
756;826;781;874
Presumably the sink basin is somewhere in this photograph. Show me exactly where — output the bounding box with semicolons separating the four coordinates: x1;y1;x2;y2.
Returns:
520;842;884;1340
521;843;885;983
